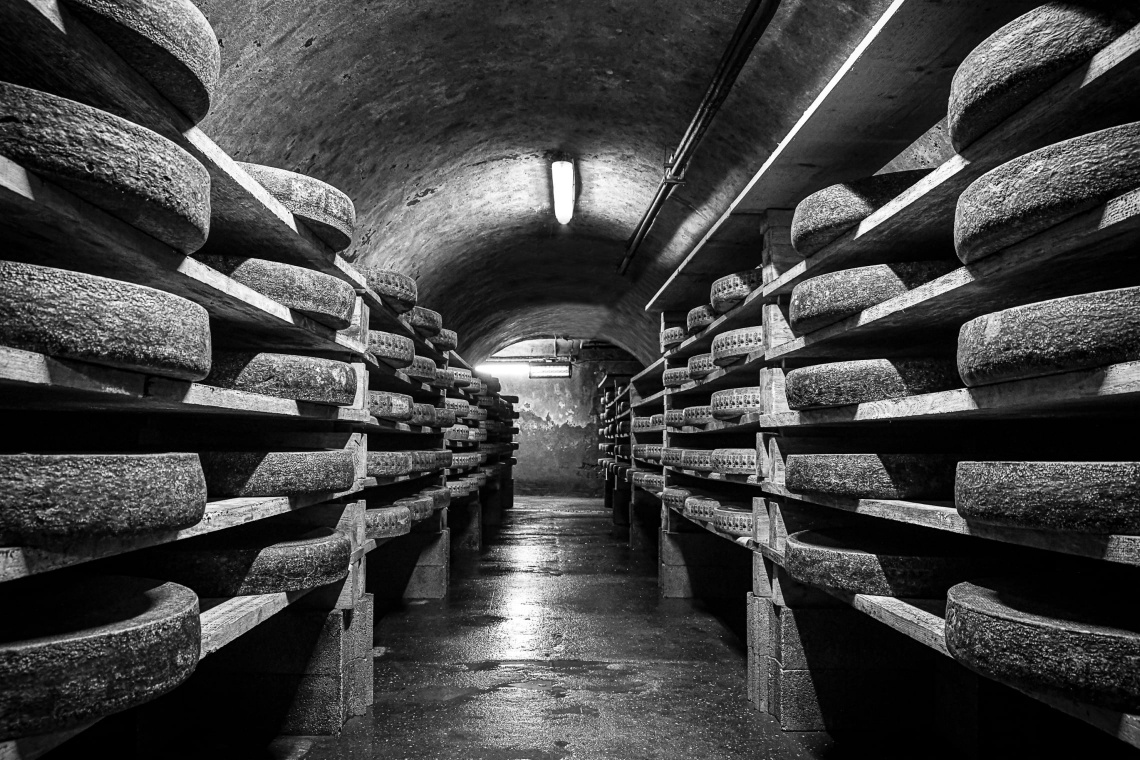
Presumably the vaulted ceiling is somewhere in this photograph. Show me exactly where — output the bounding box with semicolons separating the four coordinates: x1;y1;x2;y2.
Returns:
192;0;889;365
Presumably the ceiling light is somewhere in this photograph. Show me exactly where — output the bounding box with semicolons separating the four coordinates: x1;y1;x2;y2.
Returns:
551;159;575;224
529;363;572;379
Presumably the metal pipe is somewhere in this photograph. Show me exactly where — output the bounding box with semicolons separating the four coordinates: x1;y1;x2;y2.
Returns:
618;0;780;275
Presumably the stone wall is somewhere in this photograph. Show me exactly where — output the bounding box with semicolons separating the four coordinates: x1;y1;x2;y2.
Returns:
500;362;625;496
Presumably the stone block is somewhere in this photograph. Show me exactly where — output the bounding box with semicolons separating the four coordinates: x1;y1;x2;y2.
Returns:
770;665;927;732
766;564;841;609
771;605;924;670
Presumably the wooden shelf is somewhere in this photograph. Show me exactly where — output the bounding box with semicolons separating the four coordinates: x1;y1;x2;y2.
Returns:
664;501;763;551
367;362;440;401
666;467;763;489
762;25;1140;300
759;547;1140;749
646;0;1045;312
630;357;665;396
0;346;371;423
604;384;632;411
767;187;1140;363
668;418;767;436
755;360;1140;430
360;418;440;436
0;157;367;359
763;482;1140;567
198;590;313;658
0;483;368;583
0;1;402;315
664;296;767;361
631;389;667;410
669;350;768;398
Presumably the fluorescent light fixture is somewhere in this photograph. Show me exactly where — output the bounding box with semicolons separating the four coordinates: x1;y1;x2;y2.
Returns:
529;363;572;379
475;362;530;377
551;159;575;224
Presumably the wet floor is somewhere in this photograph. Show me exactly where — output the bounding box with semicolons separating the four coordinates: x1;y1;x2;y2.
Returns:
303;496;832;760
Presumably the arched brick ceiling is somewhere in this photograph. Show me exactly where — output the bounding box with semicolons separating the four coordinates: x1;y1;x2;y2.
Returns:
192;0;888;365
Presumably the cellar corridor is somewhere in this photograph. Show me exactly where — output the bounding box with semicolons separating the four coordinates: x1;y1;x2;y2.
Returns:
303;497;817;760
2;0;1140;755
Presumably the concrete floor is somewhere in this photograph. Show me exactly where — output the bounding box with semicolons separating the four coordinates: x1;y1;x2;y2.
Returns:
299;496;859;760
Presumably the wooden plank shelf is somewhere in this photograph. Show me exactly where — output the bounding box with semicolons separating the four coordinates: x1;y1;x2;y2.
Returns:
763;483;1140;567
759;547;1140;750
0;346;371;423
664;500;762;551
0;157;367;359
0;2;383;308
646;0;1045;312
0;523;401;760
631;425;664;434
604;385;632;411
0;484;368;583
670;350;768;398
630;357;665;396
766;187;1140;363
762;24;1140;300
198;590;314;658
366;362;440;402
631;389;667;410
668;418;767;436
360;418;439;436
666;467;763;489
755;360;1140;430
664;295;767;361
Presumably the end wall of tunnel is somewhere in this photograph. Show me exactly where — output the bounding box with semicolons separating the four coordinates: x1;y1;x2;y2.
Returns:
499;361;635;497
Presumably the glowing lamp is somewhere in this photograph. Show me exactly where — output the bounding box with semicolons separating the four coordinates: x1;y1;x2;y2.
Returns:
529;363;572;379
551;159;575;224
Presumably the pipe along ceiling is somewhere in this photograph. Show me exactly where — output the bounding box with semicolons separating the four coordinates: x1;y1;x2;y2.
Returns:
192;0;891;365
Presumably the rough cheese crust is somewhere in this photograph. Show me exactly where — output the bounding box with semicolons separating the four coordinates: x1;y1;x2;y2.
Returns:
239;163;357;251
0;261;212;380
66;0;220;124
0;82;211;253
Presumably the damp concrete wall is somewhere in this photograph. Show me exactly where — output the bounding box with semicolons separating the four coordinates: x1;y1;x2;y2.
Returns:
499;362;628;496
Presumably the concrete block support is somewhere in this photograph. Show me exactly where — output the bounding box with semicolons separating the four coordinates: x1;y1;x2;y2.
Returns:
483;486;503;528
659;527;750;599
762;595;935;733
628;487;656;551
453;497;483;551
367;526;450;600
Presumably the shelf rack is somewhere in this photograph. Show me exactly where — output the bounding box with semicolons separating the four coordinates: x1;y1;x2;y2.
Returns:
635;0;1140;747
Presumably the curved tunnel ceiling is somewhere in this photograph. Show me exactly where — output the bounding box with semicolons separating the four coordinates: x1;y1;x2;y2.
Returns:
192;0;889;365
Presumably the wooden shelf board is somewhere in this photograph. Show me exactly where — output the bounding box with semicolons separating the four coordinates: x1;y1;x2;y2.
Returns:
630;357;666;395
367;362;440;401
669;418;767;436
669;350;768;398
632;389;667;410
0;484;365;583
666;467;764;489
763;482;1140;567
755;360;1140;430
0;346;370;423
762;25;1140;300
198;590;313;658
646;0;1045;312
664;501;762;551
664;293;767;361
